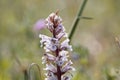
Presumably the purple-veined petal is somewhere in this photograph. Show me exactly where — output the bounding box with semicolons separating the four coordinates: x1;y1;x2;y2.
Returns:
61;39;73;51
61;60;75;73
55;24;65;32
44;63;57;73
42;53;56;64
45;53;56;61
39;34;51;47
56;51;69;66
62;76;71;80
45;71;57;80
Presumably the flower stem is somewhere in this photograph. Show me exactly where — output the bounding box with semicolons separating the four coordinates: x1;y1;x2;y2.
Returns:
56;44;61;80
69;0;88;43
57;64;61;80
53;28;62;80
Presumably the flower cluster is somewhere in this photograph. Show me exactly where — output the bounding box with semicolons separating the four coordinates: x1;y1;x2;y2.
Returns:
39;12;75;80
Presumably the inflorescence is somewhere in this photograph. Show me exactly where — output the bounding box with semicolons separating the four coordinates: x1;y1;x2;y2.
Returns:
39;12;75;80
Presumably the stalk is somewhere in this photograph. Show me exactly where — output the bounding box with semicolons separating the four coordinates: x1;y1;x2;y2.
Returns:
69;0;88;43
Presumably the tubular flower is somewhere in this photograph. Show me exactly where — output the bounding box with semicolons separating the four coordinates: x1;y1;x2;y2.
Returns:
39;12;75;80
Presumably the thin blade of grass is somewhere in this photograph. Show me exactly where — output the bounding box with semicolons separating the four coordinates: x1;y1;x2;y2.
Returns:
69;0;88;43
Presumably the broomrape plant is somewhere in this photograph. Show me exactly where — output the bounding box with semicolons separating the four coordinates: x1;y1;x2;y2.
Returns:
39;12;75;80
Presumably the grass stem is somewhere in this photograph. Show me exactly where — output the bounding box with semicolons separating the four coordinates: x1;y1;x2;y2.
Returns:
69;0;88;43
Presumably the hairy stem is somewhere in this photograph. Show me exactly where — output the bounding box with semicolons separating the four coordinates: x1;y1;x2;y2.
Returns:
56;48;61;80
57;65;61;80
53;28;62;80
69;0;88;43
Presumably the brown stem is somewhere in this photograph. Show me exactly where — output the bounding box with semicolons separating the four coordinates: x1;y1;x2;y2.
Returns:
56;49;61;80
53;28;62;80
57;65;61;80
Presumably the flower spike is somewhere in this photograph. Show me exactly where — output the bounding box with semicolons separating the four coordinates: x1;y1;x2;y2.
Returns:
39;12;75;80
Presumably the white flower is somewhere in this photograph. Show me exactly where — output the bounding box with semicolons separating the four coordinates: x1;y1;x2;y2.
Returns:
56;51;69;66
46;21;54;32
54;15;62;23
45;71;58;80
61;60;75;73
39;34;51;47
54;24;67;40
56;32;68;40
44;43;57;52
42;53;56;64
45;77;57;80
60;51;69;61
61;39;73;51
46;14;54;32
62;76;71;80
55;24;65;35
49;13;56;18
46;12;62;32
51;38;59;45
56;32;65;40
40;34;59;52
59;51;69;57
44;63;57;73
44;38;58;52
42;56;46;64
56;57;64;66
44;47;51;52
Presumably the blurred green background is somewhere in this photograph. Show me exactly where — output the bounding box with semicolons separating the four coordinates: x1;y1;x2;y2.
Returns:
0;0;120;80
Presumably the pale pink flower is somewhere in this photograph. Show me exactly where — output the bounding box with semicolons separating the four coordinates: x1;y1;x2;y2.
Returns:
33;19;46;31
